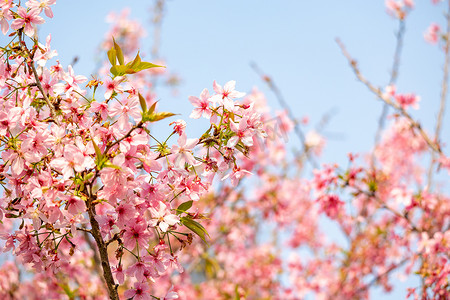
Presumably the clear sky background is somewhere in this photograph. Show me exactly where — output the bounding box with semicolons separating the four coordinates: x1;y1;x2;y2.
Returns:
2;0;448;298
42;0;448;163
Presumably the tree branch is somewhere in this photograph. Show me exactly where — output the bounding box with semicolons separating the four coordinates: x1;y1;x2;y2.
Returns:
374;19;406;155
250;62;318;168
336;38;442;155
428;1;450;187
87;195;119;300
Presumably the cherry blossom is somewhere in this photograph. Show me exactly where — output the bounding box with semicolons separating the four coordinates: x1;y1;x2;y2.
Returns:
11;7;44;36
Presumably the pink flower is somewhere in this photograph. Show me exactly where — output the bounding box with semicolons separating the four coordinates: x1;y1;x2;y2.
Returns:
90;101;109;120
424;23;441;44
126;260;155;282
66;196;86;215
2;149;25;176
0;7;12;35
149;201;180;232
210;80;245;111
141;151;162;174
53;65;87;97
222;166;252;186
124;282;151;300
227;117;253;148
112;265;125;284
109;96;142;129
104;76;126;99
317;194;344;219
123;221;151;250
11;7;44;37
169;119;186;135
26;0;56;18
188;88;212;119
115;202;136;228
163;286;179;300
171;134;198;168
395;93;420;109
21;129;53;163
49;144;87;180
385;0;413;19
35;34;58;67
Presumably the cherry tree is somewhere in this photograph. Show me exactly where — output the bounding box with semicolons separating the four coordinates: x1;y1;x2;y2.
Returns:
0;0;449;300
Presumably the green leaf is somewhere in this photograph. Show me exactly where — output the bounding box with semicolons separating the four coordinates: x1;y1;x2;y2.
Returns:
181;217;209;244
92;139;109;169
136;61;164;72
128;52;142;69
142;111;176;123
148;102;157;114
103;161;122;170
138;92;147;113
112;38;124;65
110;65;128;76
176;200;193;215
92;139;103;160
58;282;77;300
204;256;220;279
107;48;116;66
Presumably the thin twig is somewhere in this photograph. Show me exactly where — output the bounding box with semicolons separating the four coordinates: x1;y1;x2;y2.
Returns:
374;19;406;152
18;35;60;125
428;1;450;187
151;0;165;59
104;121;143;154
250;62;318;168
336;38;442;155
352;258;409;297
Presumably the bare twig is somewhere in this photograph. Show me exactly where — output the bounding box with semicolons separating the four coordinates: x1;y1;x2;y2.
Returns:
250;62;318;168
336;38;442;155
352;258;409;297
428;1;450;187
151;0;165;59
374;19;406;152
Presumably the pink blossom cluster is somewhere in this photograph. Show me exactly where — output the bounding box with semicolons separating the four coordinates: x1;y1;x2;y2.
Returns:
424;23;441;44
0;2;269;299
385;0;414;19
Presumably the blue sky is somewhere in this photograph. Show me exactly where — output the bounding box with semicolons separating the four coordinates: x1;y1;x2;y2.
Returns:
41;1;448;164
2;0;447;298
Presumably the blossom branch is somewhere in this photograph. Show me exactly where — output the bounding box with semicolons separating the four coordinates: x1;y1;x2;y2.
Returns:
336;38;442;154
352;258;409;297
18;33;59;124
250;62;318;168
374;19;405;151
86;195;119;300
104;120;143;154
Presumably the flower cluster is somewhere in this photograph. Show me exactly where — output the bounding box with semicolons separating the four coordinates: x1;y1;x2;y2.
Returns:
0;2;268;299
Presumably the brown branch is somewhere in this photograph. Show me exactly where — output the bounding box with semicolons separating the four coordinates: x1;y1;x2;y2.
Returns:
336;38;442;154
104;121;143;154
17;34;59;125
87;195;119;300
